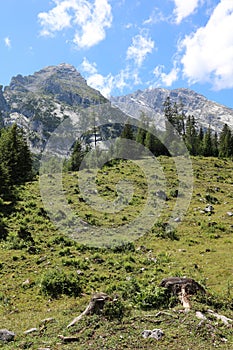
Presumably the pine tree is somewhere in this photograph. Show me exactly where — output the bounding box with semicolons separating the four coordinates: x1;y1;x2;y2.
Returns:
0;124;32;185
202;126;213;157
185;115;198;155
135;112;148;146
219;124;232;158
69;139;84;171
121;122;134;140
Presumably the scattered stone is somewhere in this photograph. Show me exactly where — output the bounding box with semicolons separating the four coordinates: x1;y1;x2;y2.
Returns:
227;211;233;217
142;329;164;340
156;190;168;201
174;217;181;222
196;311;207;320
22;278;31;286
204;205;214;213
0;329;15;342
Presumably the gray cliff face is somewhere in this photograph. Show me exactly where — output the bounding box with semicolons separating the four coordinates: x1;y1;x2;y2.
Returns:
1;64;109;153
111;88;233;132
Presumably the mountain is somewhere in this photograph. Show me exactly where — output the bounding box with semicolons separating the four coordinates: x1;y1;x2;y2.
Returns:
1;64;233;154
1;63;114;153
111;88;233;132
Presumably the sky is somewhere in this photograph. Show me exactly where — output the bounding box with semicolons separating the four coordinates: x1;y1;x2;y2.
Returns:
1;0;233;108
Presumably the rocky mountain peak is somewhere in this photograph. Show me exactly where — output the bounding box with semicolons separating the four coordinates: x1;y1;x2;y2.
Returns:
5;63;86;94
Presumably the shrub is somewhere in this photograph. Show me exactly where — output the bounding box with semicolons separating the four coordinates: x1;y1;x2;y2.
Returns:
103;299;129;321
40;269;82;298
136;286;176;310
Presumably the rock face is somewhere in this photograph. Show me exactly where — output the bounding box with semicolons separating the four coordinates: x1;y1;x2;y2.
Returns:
1;64;109;153
111;88;233;132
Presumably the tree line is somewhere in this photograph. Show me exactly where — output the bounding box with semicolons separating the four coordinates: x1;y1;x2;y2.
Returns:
69;100;233;170
119;97;233;158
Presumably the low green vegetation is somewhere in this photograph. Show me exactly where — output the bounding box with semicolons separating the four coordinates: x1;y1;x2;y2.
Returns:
0;156;233;349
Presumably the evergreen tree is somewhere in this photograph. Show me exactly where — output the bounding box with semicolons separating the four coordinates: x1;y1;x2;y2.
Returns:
202;126;213;157
120;121;134;140
69;139;85;171
212;131;219;157
135;112;148;146
185;115;198;155
197;127;204;155
219;124;232;158
0;124;32;185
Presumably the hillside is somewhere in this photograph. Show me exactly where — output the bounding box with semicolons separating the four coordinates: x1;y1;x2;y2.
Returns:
0;156;233;349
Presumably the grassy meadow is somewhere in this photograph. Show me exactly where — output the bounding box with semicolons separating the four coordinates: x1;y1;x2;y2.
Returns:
0;156;233;349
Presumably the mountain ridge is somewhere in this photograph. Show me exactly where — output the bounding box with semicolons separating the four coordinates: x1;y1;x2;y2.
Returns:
0;64;233;153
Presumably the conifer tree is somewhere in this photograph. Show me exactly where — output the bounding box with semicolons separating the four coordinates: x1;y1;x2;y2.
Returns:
219;124;232;158
185;115;198;155
202;126;213;157
0;124;32;185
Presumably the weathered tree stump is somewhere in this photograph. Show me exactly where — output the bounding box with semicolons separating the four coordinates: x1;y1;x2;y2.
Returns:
160;277;205;310
67;292;110;328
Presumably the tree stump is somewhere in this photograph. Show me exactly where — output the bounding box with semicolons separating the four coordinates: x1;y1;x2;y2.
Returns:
67;292;111;328
159;277;205;310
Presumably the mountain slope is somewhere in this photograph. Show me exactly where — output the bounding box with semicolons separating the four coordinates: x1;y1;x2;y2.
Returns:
111;88;233;132
2;64;110;152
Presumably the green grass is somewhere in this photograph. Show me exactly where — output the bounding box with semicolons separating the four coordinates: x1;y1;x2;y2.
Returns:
0;156;233;349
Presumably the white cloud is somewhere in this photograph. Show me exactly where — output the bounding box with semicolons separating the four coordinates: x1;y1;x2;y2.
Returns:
143;8;167;25
38;0;112;48
153;65;179;87
80;58;130;97
126;34;155;67
172;0;200;24
179;0;233;89
81;57;98;74
4;37;11;48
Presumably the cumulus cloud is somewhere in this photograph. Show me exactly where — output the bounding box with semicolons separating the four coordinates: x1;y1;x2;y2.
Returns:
180;0;233;89
153;65;179;87
38;0;112;48
4;37;11;48
172;0;200;24
126;34;155;67
80;58;130;97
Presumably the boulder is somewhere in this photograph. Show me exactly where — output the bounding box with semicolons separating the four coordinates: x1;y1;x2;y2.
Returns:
0;329;15;342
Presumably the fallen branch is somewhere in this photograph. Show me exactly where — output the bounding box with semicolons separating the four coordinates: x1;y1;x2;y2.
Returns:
58;335;80;343
207;309;233;326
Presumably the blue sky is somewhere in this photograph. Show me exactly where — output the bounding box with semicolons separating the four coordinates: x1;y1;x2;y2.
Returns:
1;0;233;108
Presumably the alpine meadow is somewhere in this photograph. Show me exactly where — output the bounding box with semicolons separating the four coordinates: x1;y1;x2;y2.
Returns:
0;64;233;350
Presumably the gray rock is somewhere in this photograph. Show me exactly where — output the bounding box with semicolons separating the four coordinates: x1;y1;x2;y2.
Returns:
227;211;233;216
0;329;15;342
142;328;164;340
204;205;214;213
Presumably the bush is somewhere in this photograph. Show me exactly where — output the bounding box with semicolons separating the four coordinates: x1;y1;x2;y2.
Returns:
136;286;176;310
103;299;129;321
40;269;82;298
